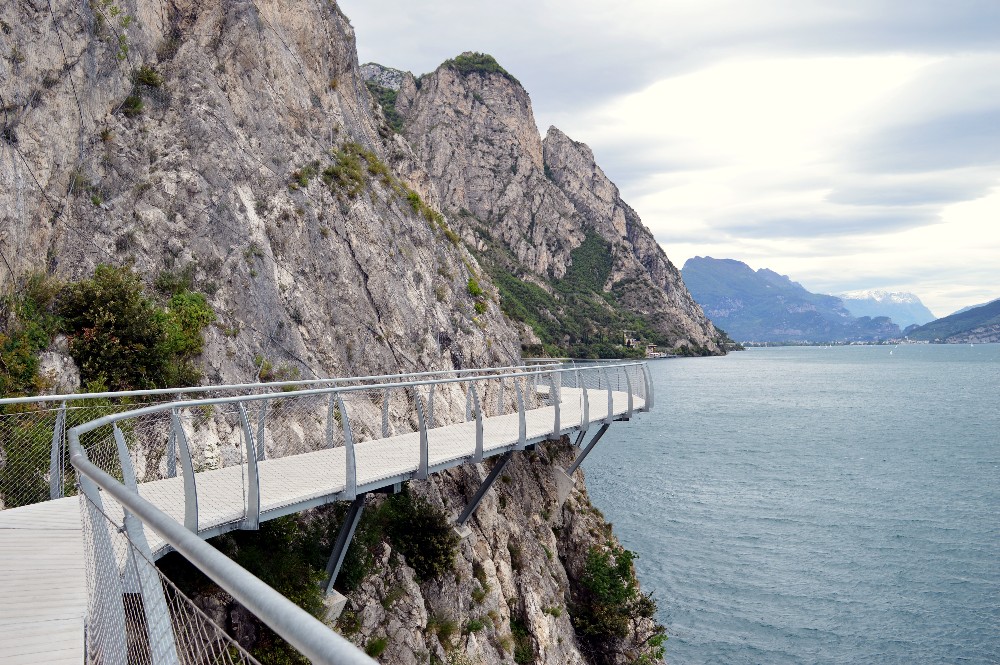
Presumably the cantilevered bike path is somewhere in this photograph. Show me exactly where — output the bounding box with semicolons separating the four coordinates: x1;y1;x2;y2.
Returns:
0;362;651;665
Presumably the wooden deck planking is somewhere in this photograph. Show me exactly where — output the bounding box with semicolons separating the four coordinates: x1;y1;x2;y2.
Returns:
0;497;87;665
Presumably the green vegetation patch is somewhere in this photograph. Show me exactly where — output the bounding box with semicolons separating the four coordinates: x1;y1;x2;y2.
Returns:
444;52;520;87
365;81;405;133
58;264;215;390
0;265;215;395
473;230;653;358
569;541;666;665
292;142;462;246
0;274;62;397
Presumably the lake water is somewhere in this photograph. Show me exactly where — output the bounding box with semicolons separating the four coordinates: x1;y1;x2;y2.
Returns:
583;345;999;664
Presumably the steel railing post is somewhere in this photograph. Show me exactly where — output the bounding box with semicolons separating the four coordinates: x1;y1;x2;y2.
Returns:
581;378;590;433
48;401;67;499
550;371;561;438
171;409;199;533
602;367;613;424
641;363;654;411
623;368;634;418
497;377;505;414
514;380;527;449
470;383;483;462
414;392;429;480
336;394;357;500
166;415;177;479
238;402;261;530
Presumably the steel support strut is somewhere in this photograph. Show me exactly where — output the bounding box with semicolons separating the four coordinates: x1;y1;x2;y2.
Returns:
565;423;611;476
324;493;367;595
456;451;514;527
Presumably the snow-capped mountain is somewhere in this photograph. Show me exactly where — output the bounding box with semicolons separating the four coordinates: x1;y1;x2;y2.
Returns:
838;290;935;328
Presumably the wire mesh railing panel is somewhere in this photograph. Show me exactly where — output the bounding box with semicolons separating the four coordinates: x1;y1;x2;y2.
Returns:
0;400;151;509
348;388;421;487
79;492;263;665
0;405;65;509
255;393;344;513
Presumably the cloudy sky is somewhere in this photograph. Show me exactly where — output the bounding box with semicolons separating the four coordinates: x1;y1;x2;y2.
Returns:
338;0;1000;316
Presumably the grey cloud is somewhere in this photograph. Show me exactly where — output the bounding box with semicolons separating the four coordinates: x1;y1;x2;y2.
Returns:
342;0;1000;120
853;109;1000;173
826;171;999;206
715;208;940;239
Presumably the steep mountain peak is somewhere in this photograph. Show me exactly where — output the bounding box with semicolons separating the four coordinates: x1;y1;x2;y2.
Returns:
385;55;723;354
840;289;921;305
360;62;407;91
682;257;899;342
838;289;935;327
440;52;521;87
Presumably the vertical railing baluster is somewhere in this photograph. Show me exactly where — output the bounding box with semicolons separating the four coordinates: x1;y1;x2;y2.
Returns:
550;371;561;438
171;409;199;533
624;368;634;418
238;402;260;530
470;383;484;462
602;367;613;424
514;380;527;449
112;423;181;664
427;385;435;429
414;391;429;480
49;401;67;499
336;393;357;499
641;363;653;412
165;415;177;479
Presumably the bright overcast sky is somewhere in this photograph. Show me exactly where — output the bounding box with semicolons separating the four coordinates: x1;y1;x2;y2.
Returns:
337;0;1000;316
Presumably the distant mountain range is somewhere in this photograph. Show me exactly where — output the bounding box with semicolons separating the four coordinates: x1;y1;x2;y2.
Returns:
681;257;900;342
907;299;1000;343
838;289;936;328
949;297;1000;317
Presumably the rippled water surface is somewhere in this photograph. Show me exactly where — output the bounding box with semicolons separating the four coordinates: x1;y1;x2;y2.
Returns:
583;345;999;664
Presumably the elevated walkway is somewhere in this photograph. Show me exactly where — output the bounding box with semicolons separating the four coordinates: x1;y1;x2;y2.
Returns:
0;362;650;664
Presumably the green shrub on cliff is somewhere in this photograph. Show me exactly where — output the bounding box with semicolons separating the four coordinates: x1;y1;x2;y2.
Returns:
0;273;62;397
58;264;215;390
571;541;666;665
444;52;520;86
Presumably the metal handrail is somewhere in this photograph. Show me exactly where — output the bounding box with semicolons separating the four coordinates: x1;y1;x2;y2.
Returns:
69;362;646;436
64;361;648;663
0;362;562;408
68;431;377;665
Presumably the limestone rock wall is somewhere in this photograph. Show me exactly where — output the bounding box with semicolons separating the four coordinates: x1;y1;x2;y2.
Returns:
1;3;662;664
0;0;520;382
386;58;721;352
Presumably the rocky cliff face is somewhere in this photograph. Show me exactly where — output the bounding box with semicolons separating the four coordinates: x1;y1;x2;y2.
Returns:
0;0;519;381
379;56;721;354
327;441;663;665
2;3;664;663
